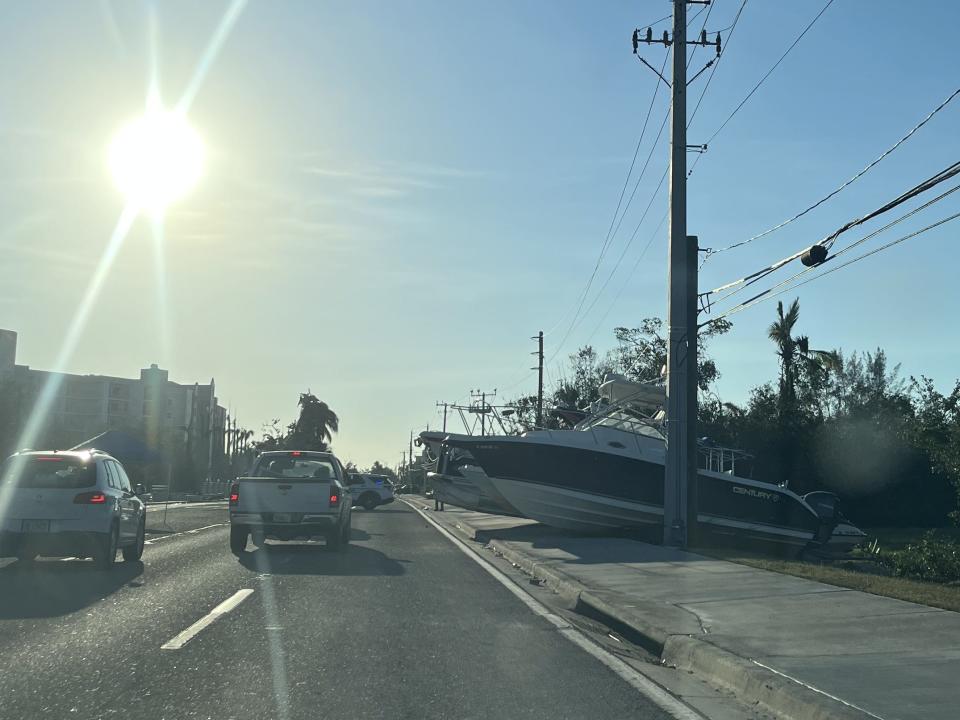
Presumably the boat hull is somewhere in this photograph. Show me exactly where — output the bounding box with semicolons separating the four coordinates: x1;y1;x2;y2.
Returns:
448;435;822;552
428;471;522;517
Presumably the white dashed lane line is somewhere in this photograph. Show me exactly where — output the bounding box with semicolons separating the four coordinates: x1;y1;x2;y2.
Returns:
144;523;227;545
160;589;255;650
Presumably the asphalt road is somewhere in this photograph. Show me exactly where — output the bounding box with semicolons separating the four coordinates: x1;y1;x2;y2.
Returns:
0;501;677;720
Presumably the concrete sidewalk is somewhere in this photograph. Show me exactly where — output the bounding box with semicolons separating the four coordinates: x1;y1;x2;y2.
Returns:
406;497;959;720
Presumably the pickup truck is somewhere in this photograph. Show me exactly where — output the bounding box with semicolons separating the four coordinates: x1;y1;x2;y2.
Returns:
229;450;352;554
346;472;396;510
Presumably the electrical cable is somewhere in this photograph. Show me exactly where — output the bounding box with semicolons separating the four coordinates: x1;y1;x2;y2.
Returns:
543;51;670;339
689;0;833;178
584;211;669;345
574;167;669;335
706;209;960;324
707;181;960;310
708;86;960;257
703;0;834;147
547;99;670;358
689;0;748;129
687;0;717;68
704;159;960;300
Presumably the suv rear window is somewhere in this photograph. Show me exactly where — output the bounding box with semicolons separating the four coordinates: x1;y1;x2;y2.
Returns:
1;456;97;489
253;454;335;480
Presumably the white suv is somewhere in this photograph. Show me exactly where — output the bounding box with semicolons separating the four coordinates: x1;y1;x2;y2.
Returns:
0;449;147;569
347;473;395;510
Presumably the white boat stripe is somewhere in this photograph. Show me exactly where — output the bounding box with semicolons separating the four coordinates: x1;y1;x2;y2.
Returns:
696;514;814;539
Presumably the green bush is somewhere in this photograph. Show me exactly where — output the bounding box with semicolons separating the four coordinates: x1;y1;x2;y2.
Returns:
882;531;960;583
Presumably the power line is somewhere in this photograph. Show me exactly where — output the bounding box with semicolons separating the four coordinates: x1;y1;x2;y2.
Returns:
573;166;669;336
604;104;671;264
705;0;834;146
687;0;716;68
688;0;832;178
706;180;960;311
707;86;960;257
688;0;748;129
601;53;671;270
584;211;669;345
703;159;960;302
543;50;670;339
706;209;960;324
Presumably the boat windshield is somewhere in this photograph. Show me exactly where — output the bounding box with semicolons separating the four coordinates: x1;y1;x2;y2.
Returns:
574;393;665;439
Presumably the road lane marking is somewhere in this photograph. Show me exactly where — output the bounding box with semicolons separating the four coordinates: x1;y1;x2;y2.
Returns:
144;523;227;545
403;500;705;720
161;589;255;650
146;501;227;512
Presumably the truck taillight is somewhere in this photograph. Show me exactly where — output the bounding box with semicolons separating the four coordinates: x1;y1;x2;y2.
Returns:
74;491;107;504
329;491;340;507
229;483;239;505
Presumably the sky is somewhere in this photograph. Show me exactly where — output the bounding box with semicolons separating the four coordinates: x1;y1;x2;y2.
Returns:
1;1;959;469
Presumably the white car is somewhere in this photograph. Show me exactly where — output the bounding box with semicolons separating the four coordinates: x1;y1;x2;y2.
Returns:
229;450;352;554
0;449;147;569
347;473;395;510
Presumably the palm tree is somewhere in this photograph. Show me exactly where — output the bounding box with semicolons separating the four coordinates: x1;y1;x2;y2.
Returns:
767;298;839;419
293;392;339;449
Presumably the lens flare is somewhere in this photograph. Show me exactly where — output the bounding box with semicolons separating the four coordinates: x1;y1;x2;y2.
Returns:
108;110;204;214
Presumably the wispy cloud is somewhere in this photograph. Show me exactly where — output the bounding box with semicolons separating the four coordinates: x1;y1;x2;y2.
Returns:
302;165;437;197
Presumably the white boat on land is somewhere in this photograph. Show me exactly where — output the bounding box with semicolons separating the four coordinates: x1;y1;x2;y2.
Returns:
442;375;865;555
417;431;522;517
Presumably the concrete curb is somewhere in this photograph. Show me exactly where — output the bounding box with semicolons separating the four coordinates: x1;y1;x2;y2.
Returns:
662;635;874;720
421;504;876;720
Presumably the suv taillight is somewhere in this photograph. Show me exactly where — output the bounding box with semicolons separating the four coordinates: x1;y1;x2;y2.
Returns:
329;491;340;507
74;491;107;504
229;483;239;505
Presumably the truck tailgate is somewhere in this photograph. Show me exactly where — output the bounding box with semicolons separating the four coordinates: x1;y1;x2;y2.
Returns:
236;477;333;514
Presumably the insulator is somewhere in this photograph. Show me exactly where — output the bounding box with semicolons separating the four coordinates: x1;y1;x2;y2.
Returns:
716;33;722;55
662;30;669;45
801;244;828;267
646;27;652;43
700;29;707;44
632;29;638;53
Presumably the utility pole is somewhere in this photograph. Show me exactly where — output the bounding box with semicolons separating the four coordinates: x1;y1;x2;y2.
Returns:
664;0;691;548
409;430;415;491
436;401;448;433
635;1;718;548
531;331;544;427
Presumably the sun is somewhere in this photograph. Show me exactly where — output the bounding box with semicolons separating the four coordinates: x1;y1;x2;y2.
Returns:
108;109;204;214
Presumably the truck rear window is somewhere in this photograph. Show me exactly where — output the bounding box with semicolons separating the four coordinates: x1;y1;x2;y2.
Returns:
1;456;97;489
253;455;336;480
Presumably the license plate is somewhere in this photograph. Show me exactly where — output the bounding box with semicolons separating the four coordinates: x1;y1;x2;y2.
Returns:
272;513;292;523
22;520;50;533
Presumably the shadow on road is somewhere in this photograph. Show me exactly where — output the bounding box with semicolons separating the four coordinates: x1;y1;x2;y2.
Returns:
238;543;408;576
349;528;377;541
0;560;144;619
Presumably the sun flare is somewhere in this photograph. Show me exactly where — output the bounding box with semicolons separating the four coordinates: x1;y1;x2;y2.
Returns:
108;109;204;214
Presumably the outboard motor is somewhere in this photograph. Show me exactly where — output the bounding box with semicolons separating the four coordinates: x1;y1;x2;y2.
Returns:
803;491;841;545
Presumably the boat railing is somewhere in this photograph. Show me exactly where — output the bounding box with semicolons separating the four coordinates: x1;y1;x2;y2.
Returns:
698;443;753;476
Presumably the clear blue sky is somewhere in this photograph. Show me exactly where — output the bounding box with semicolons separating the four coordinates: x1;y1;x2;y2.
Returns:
1;1;958;467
